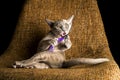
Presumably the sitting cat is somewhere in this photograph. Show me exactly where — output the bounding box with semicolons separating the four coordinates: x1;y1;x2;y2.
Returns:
13;15;109;69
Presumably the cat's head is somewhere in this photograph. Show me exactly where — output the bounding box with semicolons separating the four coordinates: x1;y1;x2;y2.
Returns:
46;15;74;36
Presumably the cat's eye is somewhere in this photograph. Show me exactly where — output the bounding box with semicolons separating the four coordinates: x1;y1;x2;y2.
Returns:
60;26;62;29
64;23;69;29
58;24;63;29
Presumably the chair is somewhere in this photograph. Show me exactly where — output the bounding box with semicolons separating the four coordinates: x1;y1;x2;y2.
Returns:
0;0;120;80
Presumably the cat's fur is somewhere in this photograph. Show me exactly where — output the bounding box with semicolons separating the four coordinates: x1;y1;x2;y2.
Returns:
13;15;109;69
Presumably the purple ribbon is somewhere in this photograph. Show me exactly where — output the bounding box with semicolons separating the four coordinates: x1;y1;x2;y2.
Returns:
48;37;65;51
58;37;64;43
48;45;54;51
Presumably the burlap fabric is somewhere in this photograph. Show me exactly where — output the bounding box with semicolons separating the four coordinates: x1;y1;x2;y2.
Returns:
0;0;120;80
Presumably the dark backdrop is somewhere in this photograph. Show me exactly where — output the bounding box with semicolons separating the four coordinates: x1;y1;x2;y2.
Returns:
97;0;120;67
0;0;119;67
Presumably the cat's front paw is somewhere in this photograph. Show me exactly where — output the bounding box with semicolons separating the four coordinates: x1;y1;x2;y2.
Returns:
49;38;58;46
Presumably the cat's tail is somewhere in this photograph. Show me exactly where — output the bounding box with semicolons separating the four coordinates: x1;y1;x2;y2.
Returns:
62;58;109;68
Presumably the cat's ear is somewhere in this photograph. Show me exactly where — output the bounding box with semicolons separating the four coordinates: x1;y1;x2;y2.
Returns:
45;19;54;27
66;15;74;24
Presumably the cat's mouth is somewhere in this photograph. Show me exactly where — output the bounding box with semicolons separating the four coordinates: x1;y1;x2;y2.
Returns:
60;32;66;37
63;32;66;35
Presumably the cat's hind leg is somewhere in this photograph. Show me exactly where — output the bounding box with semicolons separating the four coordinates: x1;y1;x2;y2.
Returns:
13;61;50;69
13;60;34;68
24;62;50;69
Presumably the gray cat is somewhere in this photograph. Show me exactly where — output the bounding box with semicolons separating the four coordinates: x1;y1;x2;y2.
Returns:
13;15;109;69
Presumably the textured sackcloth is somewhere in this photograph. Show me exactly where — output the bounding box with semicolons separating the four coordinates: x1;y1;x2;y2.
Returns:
0;0;120;80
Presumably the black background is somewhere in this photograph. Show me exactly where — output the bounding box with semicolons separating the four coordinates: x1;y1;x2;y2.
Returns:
97;0;120;67
0;0;119;67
